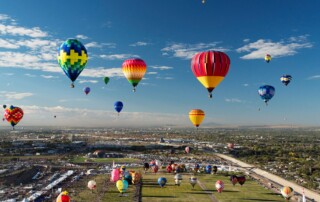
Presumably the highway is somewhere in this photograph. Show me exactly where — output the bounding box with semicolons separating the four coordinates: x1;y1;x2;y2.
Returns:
215;153;320;202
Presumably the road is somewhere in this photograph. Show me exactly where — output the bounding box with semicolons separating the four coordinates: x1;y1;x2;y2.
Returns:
215;153;320;202
197;180;218;202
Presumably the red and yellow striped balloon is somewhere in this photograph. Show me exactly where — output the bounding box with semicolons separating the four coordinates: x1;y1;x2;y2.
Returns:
280;186;294;200
191;51;230;98
56;191;70;202
189;109;205;128
122;58;147;92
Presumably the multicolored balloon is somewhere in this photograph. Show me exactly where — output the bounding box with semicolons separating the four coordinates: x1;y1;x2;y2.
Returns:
83;87;90;95
191;51;230;98
104;77;110;85
189;109;205;128
258;85;275;105
174;174;183;186
114;101;123;115
56;191;70;202
4;105;24;129
205;165;212;174
265;54;271;63
280;186;294;200
57;39;88;88
122;58;147;92
158;177;167;188
116;180;129;194
280;75;292;86
227;143;234;150
215;180;224;193
152;165;159;173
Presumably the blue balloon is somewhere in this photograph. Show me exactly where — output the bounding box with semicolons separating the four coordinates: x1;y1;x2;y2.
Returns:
83;87;90;95
258;85;275;105
158;177;167;188
114;101;123;114
205;165;212;174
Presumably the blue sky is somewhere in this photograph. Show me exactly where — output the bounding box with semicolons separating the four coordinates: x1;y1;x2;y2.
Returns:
0;0;319;127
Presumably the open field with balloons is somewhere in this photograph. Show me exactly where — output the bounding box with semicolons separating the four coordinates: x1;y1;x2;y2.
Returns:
66;169;286;202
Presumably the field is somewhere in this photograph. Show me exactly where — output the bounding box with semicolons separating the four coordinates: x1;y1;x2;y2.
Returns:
67;168;286;202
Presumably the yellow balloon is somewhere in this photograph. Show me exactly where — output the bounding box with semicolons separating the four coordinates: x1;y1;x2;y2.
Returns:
189;109;205;128
116;180;128;193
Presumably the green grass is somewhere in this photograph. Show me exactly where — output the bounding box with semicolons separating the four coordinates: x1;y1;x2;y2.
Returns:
70;156;140;163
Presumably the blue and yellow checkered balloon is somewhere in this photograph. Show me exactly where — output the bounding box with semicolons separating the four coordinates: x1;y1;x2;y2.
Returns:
57;39;88;87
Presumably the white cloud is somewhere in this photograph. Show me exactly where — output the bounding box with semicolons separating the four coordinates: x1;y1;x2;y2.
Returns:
81;67;124;78
225;98;245;103
130;41;151;47
78;79;99;84
100;54;139;60
25;73;36;77
40;75;58;79
76;34;88;40
150;65;173;70
156;76;174;80
85;42;102;48
243;84;249;87
307;75;320;80
0;14;11;21
243;39;250;43
0;38;19;49
161;42;229;59
0;91;33;100
0;24;48;38
147;72;158;75
237;35;312;59
2;73;14;76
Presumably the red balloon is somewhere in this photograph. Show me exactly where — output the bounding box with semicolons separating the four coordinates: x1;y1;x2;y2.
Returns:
4;106;24;128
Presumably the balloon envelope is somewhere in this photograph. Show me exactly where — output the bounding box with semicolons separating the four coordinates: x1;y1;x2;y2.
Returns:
185;146;190;154
116;180;129;193
215;180;224;193
258;85;275;104
230;175;238;186
237;176;246;186
87;180;96;190
56;191;70;202
4;105;24;128
57;39;88;87
280;75;292;86
265;54;271;63
158;177;167;187
191;51;230;98
189;109;205;128
83;87;90;95
111;169;120;182
122;58;147;92
281;186;294;199
114;101;123;113
104;77;110;85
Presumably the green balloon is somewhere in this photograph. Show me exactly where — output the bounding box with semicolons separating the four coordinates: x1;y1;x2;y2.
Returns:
104;77;110;85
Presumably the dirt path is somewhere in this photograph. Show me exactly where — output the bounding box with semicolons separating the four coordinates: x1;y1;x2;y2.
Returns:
197;180;218;202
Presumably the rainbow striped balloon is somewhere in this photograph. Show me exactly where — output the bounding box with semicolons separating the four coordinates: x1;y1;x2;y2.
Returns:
4;105;24;129
122;58;147;92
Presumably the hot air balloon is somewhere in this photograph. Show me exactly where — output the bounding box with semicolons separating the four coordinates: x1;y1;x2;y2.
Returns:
258;85;275;105
122;58;147;92
143;163;150;173
54;115;57;118
205;165;212;174
123;171;132;184
202;0;206;3
280;75;292;86
130;171;142;184
189;176;197;188
185;146;190;154
4;105;24;129
174;174;183;186
215;180;224;193
57;39;88;88
191;51;230;98
158;177;167;188
114;101;123;115
121;165;126;172
3;105;6;109
111;168;120;182
189;109;205;128
152;165;159;173
149;160;156;166
194;163;200;172
230;175;238;186
213;166;218;174
88;180;96;192
116;180;129;194
166;165;173;173
280;186;294;200
155;160;162;168
265;54;271;63
104;77;110;85
237;176;246;186
56;191;70;202
83;87;90;95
